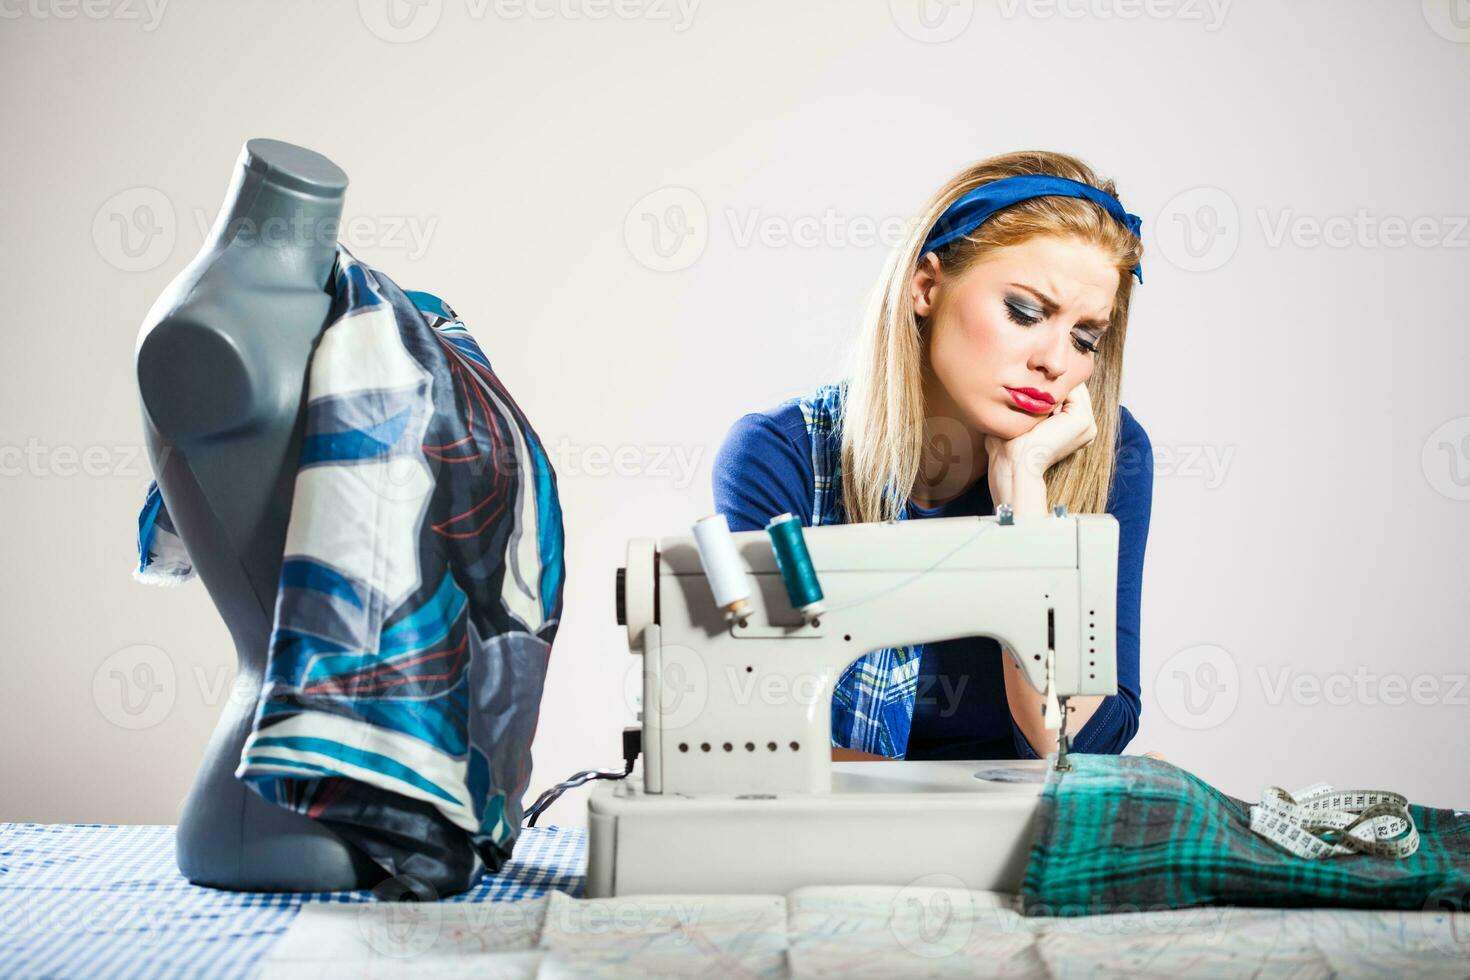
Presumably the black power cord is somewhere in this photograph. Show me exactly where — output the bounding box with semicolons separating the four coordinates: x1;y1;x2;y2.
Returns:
523;726;641;827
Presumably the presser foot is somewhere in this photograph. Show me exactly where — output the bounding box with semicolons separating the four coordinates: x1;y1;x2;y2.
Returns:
1053;697;1072;773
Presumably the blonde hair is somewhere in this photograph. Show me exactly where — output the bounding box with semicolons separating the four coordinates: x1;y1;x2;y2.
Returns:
839;150;1144;524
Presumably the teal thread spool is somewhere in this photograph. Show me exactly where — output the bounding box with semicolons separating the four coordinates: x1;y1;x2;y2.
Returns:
765;513;825;621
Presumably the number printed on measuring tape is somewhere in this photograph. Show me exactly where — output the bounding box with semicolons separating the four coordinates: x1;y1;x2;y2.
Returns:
1248;782;1420;859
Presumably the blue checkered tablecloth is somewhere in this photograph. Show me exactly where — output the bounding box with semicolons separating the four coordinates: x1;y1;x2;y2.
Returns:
0;822;586;980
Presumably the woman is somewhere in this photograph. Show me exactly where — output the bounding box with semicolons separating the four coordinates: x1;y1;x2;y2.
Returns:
712;150;1154;763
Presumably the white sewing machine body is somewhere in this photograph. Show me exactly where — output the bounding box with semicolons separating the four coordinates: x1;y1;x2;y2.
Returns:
587;511;1119;897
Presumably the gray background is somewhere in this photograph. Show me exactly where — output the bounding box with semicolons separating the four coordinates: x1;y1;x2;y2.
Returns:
2;0;1468;828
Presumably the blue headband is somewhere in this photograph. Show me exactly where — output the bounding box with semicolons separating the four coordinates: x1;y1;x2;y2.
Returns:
920;174;1145;284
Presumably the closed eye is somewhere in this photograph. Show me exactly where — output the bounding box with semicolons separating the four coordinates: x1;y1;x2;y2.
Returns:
1004;299;1043;325
1005;299;1098;355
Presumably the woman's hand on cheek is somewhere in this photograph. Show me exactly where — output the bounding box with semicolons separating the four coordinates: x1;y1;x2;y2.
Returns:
986;382;1099;480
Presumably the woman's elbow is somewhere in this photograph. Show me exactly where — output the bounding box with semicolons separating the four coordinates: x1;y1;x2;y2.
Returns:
1075;692;1140;755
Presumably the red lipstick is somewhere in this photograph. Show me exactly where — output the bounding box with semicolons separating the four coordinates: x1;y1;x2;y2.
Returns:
1005;387;1054;413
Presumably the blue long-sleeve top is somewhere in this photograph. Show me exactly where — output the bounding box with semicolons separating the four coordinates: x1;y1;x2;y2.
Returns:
711;395;1153;760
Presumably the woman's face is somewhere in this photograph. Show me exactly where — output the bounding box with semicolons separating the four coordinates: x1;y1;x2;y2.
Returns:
914;234;1118;440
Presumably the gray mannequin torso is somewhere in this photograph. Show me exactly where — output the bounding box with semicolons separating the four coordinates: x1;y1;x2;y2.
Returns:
135;139;383;891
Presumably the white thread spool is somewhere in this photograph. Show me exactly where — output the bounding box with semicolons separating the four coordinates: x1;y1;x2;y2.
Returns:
692;513;751;620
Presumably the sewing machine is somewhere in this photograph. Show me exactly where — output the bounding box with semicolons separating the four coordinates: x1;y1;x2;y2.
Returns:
586;506;1119;897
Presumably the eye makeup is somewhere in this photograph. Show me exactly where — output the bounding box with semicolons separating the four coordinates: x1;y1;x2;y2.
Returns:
1004;296;1099;355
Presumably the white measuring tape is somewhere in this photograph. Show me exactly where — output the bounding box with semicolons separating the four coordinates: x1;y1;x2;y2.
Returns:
1249;782;1420;859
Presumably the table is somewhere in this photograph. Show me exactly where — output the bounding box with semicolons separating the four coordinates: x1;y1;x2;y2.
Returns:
0;822;584;979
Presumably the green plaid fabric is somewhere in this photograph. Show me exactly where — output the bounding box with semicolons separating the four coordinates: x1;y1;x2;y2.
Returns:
1021;754;1470;916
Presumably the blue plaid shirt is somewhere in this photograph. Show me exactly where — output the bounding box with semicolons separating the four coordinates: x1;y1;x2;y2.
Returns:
796;383;924;756
711;381;924;756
